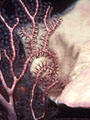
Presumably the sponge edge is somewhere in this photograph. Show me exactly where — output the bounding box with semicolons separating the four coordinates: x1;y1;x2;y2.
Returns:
55;67;90;108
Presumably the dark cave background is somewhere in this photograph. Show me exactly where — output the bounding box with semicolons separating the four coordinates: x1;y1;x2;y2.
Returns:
0;0;90;120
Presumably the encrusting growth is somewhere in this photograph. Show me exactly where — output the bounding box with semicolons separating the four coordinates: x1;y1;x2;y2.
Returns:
0;0;69;120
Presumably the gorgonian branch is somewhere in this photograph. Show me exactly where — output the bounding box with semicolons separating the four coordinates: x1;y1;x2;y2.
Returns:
1;17;19;79
0;0;41;119
0;4;31;120
0;15;19;62
19;0;39;53
43;6;62;50
0;0;62;120
0;70;10;94
44;6;51;32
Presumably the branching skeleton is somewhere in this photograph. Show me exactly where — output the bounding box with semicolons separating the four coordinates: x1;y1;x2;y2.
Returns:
0;0;62;119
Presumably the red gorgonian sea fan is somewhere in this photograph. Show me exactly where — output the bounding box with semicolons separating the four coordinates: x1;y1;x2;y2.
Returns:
0;0;64;119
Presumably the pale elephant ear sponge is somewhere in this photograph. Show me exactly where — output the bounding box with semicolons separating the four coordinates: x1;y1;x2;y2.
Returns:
56;67;90;108
52;0;90;107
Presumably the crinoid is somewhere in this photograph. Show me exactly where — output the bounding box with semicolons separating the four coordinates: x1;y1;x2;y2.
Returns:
16;0;73;119
15;0;64;119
